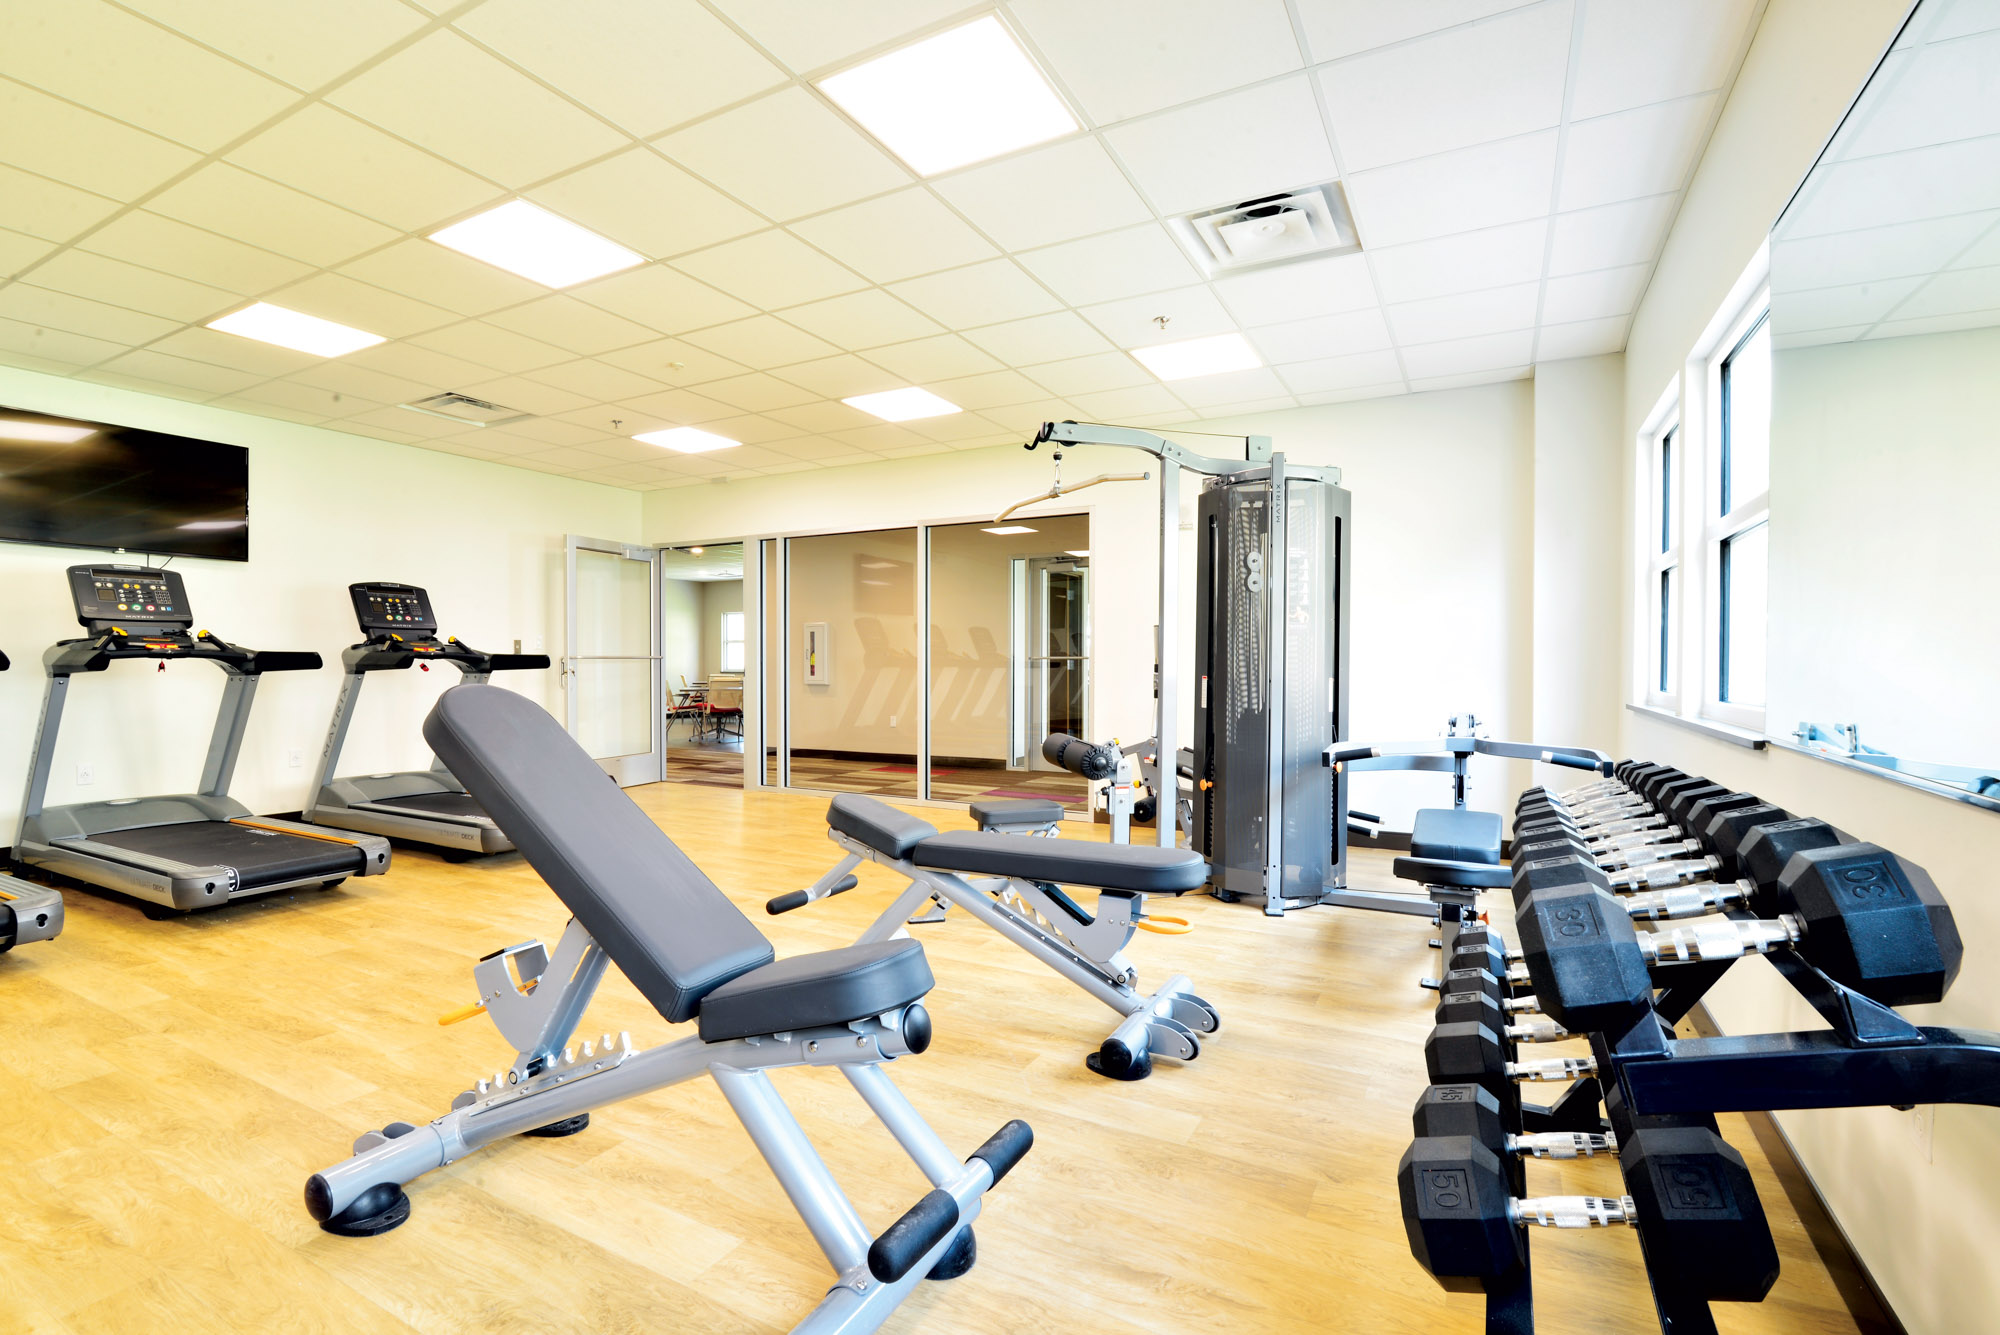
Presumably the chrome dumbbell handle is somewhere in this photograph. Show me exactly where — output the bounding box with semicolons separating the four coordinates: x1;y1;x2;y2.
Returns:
1508;1131;1619;1160
1511;1195;1637;1228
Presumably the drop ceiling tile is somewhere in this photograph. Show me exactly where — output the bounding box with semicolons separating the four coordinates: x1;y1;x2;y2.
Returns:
0;316;124;367
963;311;1115;363
925;369;1049;409
289;361;436;406
344;341;497;391
570;264;757;337
1274;349;1404;393
1291;0;1526;62
78;372;213;408
1535;315;1627;360
1772;212;1997;293
597;337;749;385
1248;307;1393;363
1399;328;1534;378
696;372;823;412
209;395;333;426
1016;223;1200;306
1346;130;1558;246
1867;308;2000;341
887;259;1063;327
0;229;56;279
528;148;764;260
1020;352;1150;397
1104;77;1338;216
529;358;671;403
1317;4;1571;172
865;333;1000;382
227;378;355;419
767;433;877;460
1769;277;1924;334
149;325;321;378
657;86;910;221
457;0;786;138
901;411;1006;443
1170;367;1291;407
6;1;295;151
1558;96;1717;212
1839;33;2000;161
0;165;119;244
1012;0;1301;123
1893;261;2000;320
0;80;202;200
409;320;572;373
1070;382;1193;417
83;213;312;299
269;272;460;339
503;416;607;446
834;424;925;451
1212;251;1377;325
1408;365;1530;392
1078;285;1236;349
620;386;740;423
1548;194;1679;277
454;429;552;456
689;415;799;446
119;0;426;91
704;0;972;73
771;354;904;399
227;105;499;234
1387;281;1539;344
148;163;400;268
933;137;1153;252
487;295;659;356
1369;220;1549;304
338;238;547;317
95;348;262;395
672;230;869;309
329;30;628;187
450;375;599;417
1784;136;2000;240
1570;0;1755;120
1541;262;1650;324
765;398;881;433
24;250;237;323
776;289;943;349
680;314;839;369
978;398;1085;432
0;283;180;346
790;189;1000;283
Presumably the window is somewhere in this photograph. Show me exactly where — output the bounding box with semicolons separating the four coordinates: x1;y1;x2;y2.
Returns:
720;611;745;672
1639;394;1681;709
1709;307;1771;725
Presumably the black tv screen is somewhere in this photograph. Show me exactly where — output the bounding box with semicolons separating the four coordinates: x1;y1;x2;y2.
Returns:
0;406;249;561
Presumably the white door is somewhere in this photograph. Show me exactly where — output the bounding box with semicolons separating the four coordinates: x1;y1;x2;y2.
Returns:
565;535;663;785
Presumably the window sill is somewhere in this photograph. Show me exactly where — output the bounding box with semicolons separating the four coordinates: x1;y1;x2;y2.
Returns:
1625;702;1768;750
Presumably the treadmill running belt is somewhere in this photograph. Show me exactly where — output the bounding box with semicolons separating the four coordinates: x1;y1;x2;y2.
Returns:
88;821;361;889
370;792;489;819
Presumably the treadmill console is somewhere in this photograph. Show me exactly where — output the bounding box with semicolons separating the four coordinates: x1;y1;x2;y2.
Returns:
351;582;438;636
68;565;191;628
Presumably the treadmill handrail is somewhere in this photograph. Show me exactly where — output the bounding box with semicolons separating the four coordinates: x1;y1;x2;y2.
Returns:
43;628;323;678
340;633;551;676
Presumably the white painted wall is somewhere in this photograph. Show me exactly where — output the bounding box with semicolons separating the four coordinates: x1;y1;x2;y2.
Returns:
660;578;700;693
1615;4;2000;1332
0;363;640;834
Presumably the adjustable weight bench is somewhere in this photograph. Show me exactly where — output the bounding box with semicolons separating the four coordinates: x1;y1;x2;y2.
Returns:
306;686;1030;1334
775;794;1217;1081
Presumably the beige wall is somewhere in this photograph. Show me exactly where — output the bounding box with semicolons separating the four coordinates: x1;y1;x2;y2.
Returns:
0;362;640;829
661;578;700;693
1615;4;2000;1332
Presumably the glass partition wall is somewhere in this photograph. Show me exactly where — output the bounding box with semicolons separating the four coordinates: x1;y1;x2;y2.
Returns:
760;515;1091;810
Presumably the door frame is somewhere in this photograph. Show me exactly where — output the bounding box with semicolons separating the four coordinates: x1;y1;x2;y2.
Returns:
564;534;664;786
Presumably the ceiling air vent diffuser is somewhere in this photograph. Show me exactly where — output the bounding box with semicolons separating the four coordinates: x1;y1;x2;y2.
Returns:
399;391;529;426
1168;182;1360;278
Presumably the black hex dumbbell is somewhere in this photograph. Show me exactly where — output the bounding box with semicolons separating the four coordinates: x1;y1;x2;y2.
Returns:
1425;1020;1595;1101
1413;1083;1615;1159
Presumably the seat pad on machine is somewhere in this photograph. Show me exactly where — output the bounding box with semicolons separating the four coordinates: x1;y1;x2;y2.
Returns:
697;939;934;1042
1392;855;1511;889
827;794;939;859
912;831;1208;893
1410;807;1504;864
969;798;1066;827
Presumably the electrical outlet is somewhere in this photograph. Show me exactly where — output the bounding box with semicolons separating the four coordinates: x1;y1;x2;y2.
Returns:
1911;1104;1935;1162
513;638;522;654
287;748;304;768
76;762;94;786
890;714;898;728
531;635;544;652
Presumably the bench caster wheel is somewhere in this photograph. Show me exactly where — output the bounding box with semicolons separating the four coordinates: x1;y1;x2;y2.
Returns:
525;1113;590;1138
926;1227;976;1280
310;1179;410;1237
1086;1036;1152;1081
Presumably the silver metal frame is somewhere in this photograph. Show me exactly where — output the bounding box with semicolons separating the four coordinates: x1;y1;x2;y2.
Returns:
313;918;1004;1335
564;535;664;786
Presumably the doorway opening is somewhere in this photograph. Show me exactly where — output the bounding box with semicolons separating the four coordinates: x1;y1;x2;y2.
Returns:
661;541;745;788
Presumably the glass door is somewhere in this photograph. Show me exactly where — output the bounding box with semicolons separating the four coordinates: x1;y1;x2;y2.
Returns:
1021;554;1090;769
564;535;663;786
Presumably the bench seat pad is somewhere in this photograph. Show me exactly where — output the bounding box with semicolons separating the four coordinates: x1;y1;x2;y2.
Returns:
1393;855;1511;889
697;939;933;1043
1411;807;1504;864
829;794;938;860
913;831;1207;893
969;798;1066;828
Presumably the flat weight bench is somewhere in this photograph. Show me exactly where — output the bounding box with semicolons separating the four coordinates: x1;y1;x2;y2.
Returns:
773;794;1218;1080
969;797;1066;836
306;686;1030;1334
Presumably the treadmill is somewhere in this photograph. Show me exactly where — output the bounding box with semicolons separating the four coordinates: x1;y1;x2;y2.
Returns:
1;648;65;952
14;565;391;914
304;581;550;855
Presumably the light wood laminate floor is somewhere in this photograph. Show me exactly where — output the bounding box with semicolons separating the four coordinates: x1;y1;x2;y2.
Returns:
0;782;1865;1334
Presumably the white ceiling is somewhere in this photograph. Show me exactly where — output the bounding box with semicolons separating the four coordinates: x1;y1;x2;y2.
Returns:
0;0;1763;490
1770;0;2000;348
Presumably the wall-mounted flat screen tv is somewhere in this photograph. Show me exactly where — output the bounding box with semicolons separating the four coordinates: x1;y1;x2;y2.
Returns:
0;406;249;561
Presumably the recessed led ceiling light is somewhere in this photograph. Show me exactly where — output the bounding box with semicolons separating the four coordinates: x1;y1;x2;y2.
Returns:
843;387;961;422
429;199;644;288
689;546;705;555
983;525;1037;535
818;15;1077;176
1065;549;1089;557
0;419;94;443
178;519;247;531
207;302;384;357
635;426;741;454
1130;331;1262;382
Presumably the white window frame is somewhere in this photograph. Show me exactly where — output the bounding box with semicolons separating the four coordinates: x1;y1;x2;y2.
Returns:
720;610;745;673
1702;300;1772;732
1636;382;1682;712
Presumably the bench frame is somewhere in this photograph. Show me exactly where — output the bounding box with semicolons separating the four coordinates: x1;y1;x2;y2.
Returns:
800;829;1219;1080
309;917;1012;1335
